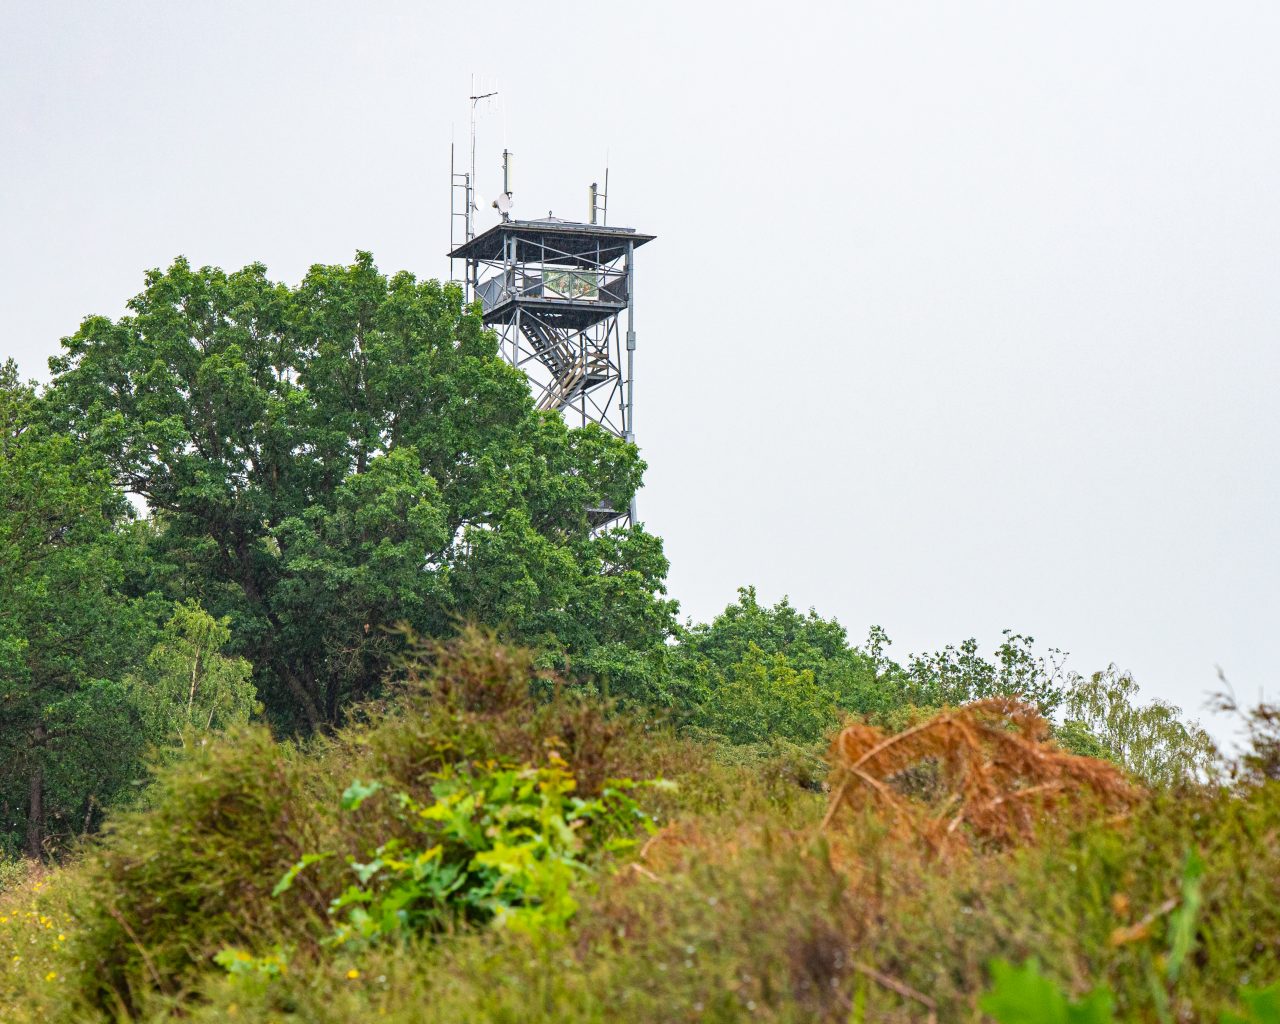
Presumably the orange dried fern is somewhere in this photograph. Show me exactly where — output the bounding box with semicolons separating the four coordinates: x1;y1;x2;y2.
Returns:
823;698;1135;854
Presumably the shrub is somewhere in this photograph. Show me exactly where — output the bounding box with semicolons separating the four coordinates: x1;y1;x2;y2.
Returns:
0;856;27;895
63;726;330;1012
691;645;841;745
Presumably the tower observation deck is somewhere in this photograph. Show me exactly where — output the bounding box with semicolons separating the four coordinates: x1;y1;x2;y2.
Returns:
448;217;654;528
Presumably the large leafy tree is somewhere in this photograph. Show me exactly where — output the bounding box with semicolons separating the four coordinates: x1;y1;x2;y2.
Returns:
678;587;881;715
45;254;675;731
0;361;160;857
672;587;884;742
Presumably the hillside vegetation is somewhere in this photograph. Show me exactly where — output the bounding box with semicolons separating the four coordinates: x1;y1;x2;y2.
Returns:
2;254;1274;1022
2;630;1277;1022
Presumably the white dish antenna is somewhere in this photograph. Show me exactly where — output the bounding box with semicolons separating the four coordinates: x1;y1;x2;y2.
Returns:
492;192;512;214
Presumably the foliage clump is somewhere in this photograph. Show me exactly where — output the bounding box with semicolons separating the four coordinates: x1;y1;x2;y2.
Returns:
306;759;661;945
1062;667;1216;785
65;726;323;1009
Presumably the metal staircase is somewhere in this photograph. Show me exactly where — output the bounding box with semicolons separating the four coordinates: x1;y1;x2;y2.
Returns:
519;319;611;411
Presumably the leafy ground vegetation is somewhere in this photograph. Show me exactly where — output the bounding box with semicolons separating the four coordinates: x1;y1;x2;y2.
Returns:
2;254;1272;1021
0;632;1276;1023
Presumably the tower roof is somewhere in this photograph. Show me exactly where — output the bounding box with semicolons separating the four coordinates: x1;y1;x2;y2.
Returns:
447;218;654;264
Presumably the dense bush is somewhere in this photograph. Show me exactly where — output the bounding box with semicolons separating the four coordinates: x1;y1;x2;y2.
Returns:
673;588;880;732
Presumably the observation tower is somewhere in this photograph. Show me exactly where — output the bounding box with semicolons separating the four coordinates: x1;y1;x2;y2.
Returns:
448;150;653;529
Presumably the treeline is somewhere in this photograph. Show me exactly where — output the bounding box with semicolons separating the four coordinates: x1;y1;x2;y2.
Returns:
0;253;1211;861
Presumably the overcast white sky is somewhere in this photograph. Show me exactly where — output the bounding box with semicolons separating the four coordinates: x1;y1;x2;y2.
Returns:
3;1;1277;735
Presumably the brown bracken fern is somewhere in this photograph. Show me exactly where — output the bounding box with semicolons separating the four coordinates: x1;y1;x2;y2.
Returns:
822;697;1135;854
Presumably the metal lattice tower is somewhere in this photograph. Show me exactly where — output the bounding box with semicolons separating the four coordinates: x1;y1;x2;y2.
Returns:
448;217;654;529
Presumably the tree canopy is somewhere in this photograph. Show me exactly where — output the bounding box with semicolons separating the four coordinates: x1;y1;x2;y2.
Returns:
0;361;160;856
44;253;676;732
673;587;879;743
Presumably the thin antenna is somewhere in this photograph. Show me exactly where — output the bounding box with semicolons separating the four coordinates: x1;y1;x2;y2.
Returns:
468;78;498;241
449;141;455;278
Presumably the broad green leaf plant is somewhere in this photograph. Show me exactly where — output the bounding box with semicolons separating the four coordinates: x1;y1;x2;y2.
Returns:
277;752;668;945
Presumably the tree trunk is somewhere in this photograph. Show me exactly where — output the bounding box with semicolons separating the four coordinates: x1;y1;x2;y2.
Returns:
81;793;98;837
187;650;202;721
280;664;323;732
25;763;43;860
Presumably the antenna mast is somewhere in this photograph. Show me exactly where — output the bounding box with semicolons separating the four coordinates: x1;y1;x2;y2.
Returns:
589;167;609;225
452;82;498;300
469;80;498;242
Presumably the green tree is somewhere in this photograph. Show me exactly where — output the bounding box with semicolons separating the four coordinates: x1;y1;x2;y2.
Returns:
896;631;1069;715
127;601;257;746
692;644;840;745
1052;718;1114;761
0;361;159;858
1061;667;1214;785
45;254;675;731
677;587;881;718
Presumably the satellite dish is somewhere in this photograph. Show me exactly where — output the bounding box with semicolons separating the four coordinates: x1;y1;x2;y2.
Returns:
472;189;485;211
492;192;512;214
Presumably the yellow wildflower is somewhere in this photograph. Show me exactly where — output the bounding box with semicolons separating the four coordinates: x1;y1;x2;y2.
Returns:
346;968;360;980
